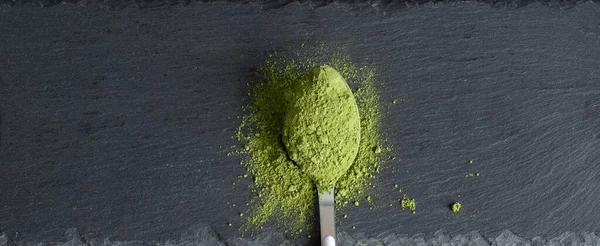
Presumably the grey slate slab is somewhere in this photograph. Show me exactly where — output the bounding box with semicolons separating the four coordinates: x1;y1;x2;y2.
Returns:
1;1;599;245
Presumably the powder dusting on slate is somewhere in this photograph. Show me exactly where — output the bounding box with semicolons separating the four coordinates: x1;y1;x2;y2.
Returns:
282;65;360;192
233;45;388;236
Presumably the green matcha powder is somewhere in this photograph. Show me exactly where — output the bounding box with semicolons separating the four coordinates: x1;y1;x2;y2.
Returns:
233;47;386;235
283;65;361;192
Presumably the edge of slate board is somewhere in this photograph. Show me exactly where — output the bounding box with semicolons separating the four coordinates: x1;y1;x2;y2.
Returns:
1;0;598;10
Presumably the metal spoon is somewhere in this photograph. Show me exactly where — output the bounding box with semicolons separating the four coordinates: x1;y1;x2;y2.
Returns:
319;187;336;246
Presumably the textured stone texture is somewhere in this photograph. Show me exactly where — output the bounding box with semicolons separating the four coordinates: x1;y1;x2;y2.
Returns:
1;2;599;244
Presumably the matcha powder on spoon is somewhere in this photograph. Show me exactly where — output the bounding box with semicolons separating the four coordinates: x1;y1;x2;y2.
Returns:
282;65;360;192
233;46;388;235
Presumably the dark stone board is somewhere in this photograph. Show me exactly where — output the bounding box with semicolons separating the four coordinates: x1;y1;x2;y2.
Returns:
1;1;600;245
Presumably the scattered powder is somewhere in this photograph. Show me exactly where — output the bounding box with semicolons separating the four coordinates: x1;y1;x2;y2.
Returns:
233;45;387;235
466;159;480;177
400;194;416;214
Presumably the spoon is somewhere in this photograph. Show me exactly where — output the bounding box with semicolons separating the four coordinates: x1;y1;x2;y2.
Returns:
281;65;360;246
319;187;336;246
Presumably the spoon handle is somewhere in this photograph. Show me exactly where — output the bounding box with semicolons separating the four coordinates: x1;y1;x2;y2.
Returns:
319;188;336;245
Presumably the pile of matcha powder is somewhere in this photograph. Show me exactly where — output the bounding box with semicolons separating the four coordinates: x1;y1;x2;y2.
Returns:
233;46;387;235
282;65;361;192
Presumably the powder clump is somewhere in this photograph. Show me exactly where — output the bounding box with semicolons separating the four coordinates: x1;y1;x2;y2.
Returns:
283;65;360;191
452;201;461;212
400;194;416;214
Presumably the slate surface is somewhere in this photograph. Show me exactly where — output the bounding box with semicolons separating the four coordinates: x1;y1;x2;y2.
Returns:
1;1;600;244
